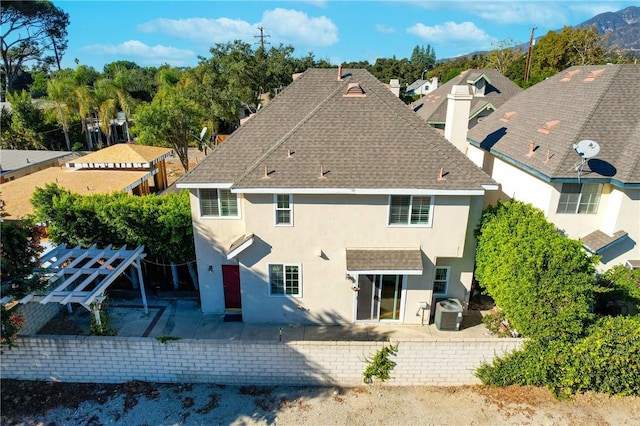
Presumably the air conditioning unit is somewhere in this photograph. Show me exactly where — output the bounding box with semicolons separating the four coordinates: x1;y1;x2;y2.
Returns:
435;298;463;331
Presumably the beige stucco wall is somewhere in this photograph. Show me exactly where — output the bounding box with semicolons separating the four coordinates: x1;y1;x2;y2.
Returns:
188;190;483;324
484;157;639;270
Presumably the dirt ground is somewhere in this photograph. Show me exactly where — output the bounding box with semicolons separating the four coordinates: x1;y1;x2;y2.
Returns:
2;379;639;426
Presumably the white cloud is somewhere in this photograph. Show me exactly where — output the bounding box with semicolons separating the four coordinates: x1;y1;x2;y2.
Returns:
465;3;568;27
375;24;396;34
261;8;338;47
137;17;255;44
136;8;338;49
407;21;495;50
80;41;195;67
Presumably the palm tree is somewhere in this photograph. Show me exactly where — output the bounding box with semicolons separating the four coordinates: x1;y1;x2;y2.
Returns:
45;76;73;151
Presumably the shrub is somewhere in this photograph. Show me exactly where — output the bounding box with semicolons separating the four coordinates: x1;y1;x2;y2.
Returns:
363;344;398;383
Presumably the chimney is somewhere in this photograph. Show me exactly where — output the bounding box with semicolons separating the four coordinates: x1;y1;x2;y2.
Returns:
389;79;400;97
444;85;473;154
337;64;343;81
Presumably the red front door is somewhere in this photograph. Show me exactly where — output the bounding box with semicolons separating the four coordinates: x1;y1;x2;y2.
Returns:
222;265;241;309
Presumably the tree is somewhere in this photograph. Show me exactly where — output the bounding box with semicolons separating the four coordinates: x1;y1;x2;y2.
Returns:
132;89;204;171
528;26;606;85
0;0;70;96
475;200;596;340
46;74;74;150
30;185;197;289
410;44;437;76
0;90;47;149
0;200;46;348
483;38;523;75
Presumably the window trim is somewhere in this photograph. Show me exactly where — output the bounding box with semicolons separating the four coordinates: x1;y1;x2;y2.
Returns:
556;183;602;215
387;195;434;227
433;266;450;295
268;263;302;297
198;188;240;219
274;194;293;227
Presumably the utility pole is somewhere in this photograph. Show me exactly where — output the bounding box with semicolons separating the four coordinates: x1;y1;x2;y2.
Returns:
524;27;536;83
255;26;270;50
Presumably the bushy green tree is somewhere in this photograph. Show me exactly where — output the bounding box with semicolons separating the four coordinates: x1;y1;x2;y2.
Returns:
0;200;46;348
475;200;596;340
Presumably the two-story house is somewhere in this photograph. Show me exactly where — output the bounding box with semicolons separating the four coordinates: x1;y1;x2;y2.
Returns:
411;69;522;133
464;64;640;270
177;68;497;324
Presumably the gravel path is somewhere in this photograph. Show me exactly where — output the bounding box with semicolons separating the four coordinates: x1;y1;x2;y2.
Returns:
2;380;640;425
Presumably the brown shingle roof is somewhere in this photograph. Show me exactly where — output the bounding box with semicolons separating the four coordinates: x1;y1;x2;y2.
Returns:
410;69;523;124
67;144;173;168
178;68;494;192
580;230;628;254
467;64;640;186
346;249;423;272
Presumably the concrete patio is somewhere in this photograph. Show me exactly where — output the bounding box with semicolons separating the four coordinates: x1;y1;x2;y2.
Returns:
36;294;496;341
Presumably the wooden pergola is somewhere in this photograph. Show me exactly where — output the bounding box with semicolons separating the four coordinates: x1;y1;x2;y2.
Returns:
19;244;148;328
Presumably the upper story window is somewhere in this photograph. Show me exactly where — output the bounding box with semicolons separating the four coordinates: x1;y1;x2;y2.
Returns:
199;189;239;218
433;266;450;295
269;263;301;296
389;195;433;226
556;183;602;214
275;194;293;226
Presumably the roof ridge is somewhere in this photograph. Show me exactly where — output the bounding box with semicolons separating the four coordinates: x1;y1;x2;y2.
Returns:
233;73;349;186
550;65;620;177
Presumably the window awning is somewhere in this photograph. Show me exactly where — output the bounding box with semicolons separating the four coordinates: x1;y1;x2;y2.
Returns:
227;234;255;260
346;249;423;275
626;260;640;270
580;230;628;255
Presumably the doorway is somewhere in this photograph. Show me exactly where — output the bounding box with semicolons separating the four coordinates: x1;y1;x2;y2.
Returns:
222;265;241;310
356;274;404;321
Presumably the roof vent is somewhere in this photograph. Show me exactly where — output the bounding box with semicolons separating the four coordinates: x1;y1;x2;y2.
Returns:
500;111;516;122
583;69;605;82
560;70;581;82
344;82;366;97
538;119;560;135
337;64;343;81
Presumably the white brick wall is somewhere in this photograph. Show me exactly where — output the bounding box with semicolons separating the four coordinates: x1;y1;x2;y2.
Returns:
0;336;523;386
14;302;62;336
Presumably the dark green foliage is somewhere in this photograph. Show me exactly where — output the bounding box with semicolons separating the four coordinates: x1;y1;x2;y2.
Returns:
561;316;640;396
594;265;640;315
30;184;195;263
477;317;640;397
475;200;596;341
0;201;47;348
363;344;398;383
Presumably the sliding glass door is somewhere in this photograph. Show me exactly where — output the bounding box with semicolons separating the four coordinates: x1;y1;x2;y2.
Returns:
356;274;403;321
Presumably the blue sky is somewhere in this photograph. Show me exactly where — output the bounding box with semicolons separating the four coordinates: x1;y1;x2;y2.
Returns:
53;1;637;71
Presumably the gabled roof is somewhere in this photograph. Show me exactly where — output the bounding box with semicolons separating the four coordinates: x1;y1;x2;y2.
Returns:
178;68;494;193
411;69;522;124
467;64;640;187
66;144;173;168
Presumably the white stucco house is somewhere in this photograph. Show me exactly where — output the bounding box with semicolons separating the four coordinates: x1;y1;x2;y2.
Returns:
451;64;640;271
176;67;497;324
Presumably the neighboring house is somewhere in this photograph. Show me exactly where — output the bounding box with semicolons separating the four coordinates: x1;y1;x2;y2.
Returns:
462;64;640;270
406;77;438;97
0;144;173;220
0;149;79;183
176;67;497;325
411;69;522;132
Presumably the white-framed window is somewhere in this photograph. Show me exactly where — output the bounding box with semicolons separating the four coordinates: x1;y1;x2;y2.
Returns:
556;183;602;214
433;266;450;295
199;189;239;218
388;195;433;226
275;194;293;226
268;264;301;296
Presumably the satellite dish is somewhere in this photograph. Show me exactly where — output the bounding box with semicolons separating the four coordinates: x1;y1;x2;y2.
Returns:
573;139;600;159
199;127;207;141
